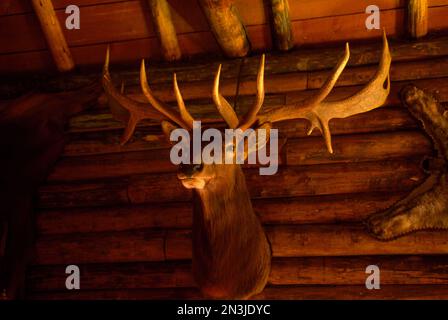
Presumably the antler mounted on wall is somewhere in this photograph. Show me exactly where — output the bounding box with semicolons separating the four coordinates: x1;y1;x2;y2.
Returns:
367;85;448;239
102;31;391;299
103;30;391;153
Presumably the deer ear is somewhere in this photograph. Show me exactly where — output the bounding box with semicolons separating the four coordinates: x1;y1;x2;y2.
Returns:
244;122;272;160
161;120;180;142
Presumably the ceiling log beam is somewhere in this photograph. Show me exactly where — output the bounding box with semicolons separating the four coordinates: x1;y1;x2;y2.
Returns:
148;0;181;61
31;0;74;72
198;0;250;57
270;0;294;51
407;0;428;38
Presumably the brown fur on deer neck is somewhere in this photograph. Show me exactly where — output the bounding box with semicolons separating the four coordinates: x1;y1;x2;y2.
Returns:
195;164;246;219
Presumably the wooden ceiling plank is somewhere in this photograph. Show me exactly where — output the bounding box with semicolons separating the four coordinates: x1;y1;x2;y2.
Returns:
31;0;74;72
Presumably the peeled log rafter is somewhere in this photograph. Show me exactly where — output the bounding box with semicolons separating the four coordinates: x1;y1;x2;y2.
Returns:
270;0;294;51
199;0;250;57
148;0;181;61
31;0;74;72
407;0;428;38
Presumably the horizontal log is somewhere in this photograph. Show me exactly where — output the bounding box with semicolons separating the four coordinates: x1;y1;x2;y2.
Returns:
64;105;420;156
165;225;448;260
34;223;448;265
36;192;405;235
37;179;130;209
48;130;430;181
27;288;202;300
26;284;448;300
65;75;448;137
34;230;166;265
285;77;448;105
26;255;448;292
307;56;448;90
37;159;426;208
108;55;448;104
254;284;448;300
47;148;177;181
286;130;432;166
2;32;448;95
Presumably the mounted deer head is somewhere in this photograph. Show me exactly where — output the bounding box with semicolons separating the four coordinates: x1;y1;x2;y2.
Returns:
102;30;391;299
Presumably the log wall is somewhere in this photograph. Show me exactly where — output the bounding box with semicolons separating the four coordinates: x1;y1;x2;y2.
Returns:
23;34;448;299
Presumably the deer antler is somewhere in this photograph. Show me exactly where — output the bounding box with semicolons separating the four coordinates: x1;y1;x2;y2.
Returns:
211;54;265;131
257;29;391;153
103;30;390;152
102;48;194;145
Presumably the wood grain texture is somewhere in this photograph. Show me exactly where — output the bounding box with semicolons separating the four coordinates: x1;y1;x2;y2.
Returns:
32;224;448;264
37;159;426;208
30;0;74;72
165;225;448;260
26;255;448;292
1;3;447;73
198;0;250;57
45;130;431;181
34;230;166;264
25;284;448;299
408;0;429;38
148;0;181;61
36;192;405;235
270;0;294;51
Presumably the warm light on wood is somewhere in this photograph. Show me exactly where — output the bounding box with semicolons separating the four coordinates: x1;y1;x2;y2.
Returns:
407;0;428;38
270;0;294;51
148;0;181;61
198;0;250;57
31;0;74;72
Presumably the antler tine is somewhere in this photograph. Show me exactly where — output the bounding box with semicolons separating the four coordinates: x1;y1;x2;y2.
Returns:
140;59;191;130
102;48;167;145
173;73;195;127
213;64;239;129
302;43;350;107
238;54;266;131
103;45;111;77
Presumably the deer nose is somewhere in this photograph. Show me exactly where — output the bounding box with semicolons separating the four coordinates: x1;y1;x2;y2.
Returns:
178;163;203;179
